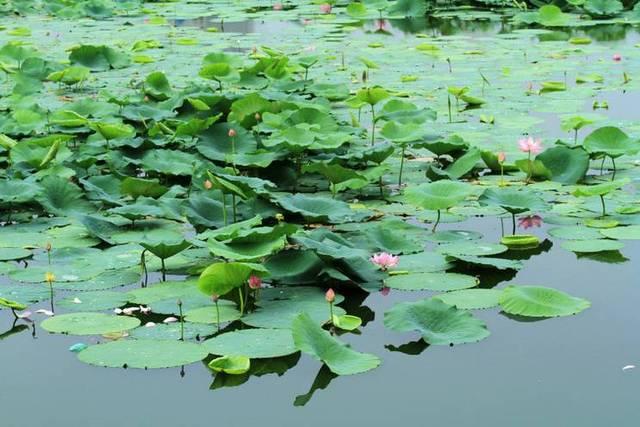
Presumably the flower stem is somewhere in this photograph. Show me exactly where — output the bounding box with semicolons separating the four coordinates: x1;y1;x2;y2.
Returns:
215;301;220;332
222;193;228;226
600;194;606;218
370;105;376;146
178;302;184;341
238;287;245;316
398;145;406;186
329;302;334;325
512;212;516;235
432;209;441;233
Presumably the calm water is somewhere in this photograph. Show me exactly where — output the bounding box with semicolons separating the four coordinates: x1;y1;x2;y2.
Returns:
2;17;640;427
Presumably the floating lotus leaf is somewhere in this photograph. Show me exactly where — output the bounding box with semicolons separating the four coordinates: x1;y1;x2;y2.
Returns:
384;298;490;345
292;313;381;375
184;304;242;324
385;272;478;291
600;226;640;240
130;323;216;341
499;285;590;318
78;340;208;369
433;289;502;310
41;312;141;335
583;127;639;158
58;291;129;312
0;247;31;261
561;239;624;253
548;226;603;240
208;355;250;375
436;242;508;257
203;328;298;358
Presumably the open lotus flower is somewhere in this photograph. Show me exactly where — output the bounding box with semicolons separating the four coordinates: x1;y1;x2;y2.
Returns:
163;317;178;324
518;136;543;154
518;215;543;230
370;252;399;271
380;287;391;296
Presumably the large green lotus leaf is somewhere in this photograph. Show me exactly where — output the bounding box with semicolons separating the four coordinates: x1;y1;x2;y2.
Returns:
573;179;629;197
292;313;380;375
584;0;623;17
69;45;130;70
380;121;424;143
479;187;547;214
583;127;639;157
127;279;199;304
140;239;191;260
438;148;482;180
41;312;141;335
355;86;389;106
53;268;140;291
436;241;508;257
385;272;478;291
120;177;168;199
405;180;474;211
433;289;502;310
264;250;324;284
384;298;490;345
141;150;197;176
276;194;364;223
184;304;242;324
548;226;603;240
0;180;39;203
600;225;640;240
197;123;258;164
398;251;453;273
10;263;103;283
130;323;216;341
499;285;591;318
562;239;624;253
536;146;589;184
243;287;345;329
0;247;31;261
357;219;424;254
0;284;50;303
58;291;129;312
78;340;208;369
203;328;298;358
36;176;94;216
150;293;214;315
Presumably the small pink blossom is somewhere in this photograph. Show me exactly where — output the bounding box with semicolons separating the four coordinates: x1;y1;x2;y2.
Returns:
228;128;237;138
380;286;391;296
248;275;262;290
613;54;622;62
375;19;387;31
325;288;335;303
518;215;543;230
518;136;543;155
497;152;506;163
273;2;283;10
320;3;332;14
370;252;399;271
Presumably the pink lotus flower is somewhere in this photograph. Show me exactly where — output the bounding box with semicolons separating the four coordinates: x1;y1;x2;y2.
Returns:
273;2;283;10
375;19;387;31
613;54;622;62
518;137;543;155
228;128;237;138
380;286;391;296
320;3;332;14
248;275;262;290
325;288;335;303
518;215;543;230
370;252;399;271
497;152;506;163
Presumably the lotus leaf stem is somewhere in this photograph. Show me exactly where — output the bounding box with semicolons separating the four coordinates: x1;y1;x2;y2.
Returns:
238;287;245;316
398;145;406;186
600;195;606;217
370;105;376;146
432;209;441;233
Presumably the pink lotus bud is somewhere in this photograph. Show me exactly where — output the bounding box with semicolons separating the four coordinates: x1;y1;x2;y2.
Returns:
248;275;262;290
204;180;213;190
273;3;283;11
613;54;622;62
325;288;335;303
228;129;237;138
497;152;506;163
320;3;332;14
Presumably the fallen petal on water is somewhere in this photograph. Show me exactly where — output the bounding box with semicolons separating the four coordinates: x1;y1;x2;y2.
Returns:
622;365;635;371
36;309;54;316
163;317;178;324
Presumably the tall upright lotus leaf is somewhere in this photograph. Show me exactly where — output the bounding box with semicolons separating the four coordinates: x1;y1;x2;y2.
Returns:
584;127;639;158
36;176;94;216
302;162;368;196
537;5;570;26
199;52;241;89
292;313;381;375
388;0;426;17
584;0;623;17
427;147;482;181
46;65;90;86
572;179;629;217
380;121;424;143
0;180;39;204
377;99;436;124
384;298;490;345
276;194;362;224
89;121;135;143
405;180;474;229
144;71;172;100
420;134;468;157
140;239;191;260
207;224;297;261
536;146;589;184
120;177;168;199
197;262;267;297
69;45;131;70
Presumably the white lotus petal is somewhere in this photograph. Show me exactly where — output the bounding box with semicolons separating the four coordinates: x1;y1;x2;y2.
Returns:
17;311;32;319
122;307;140;315
163;317;178;324
113;308;123;314
623;365;636;371
35;309;54;316
144;322;156;328
72;298;82;304
139;306;152;314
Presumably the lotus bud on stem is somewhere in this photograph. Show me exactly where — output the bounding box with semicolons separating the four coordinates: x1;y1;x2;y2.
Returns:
326;288;335;324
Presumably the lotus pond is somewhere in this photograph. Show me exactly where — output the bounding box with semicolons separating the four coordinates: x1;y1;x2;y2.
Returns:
2;0;640;425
